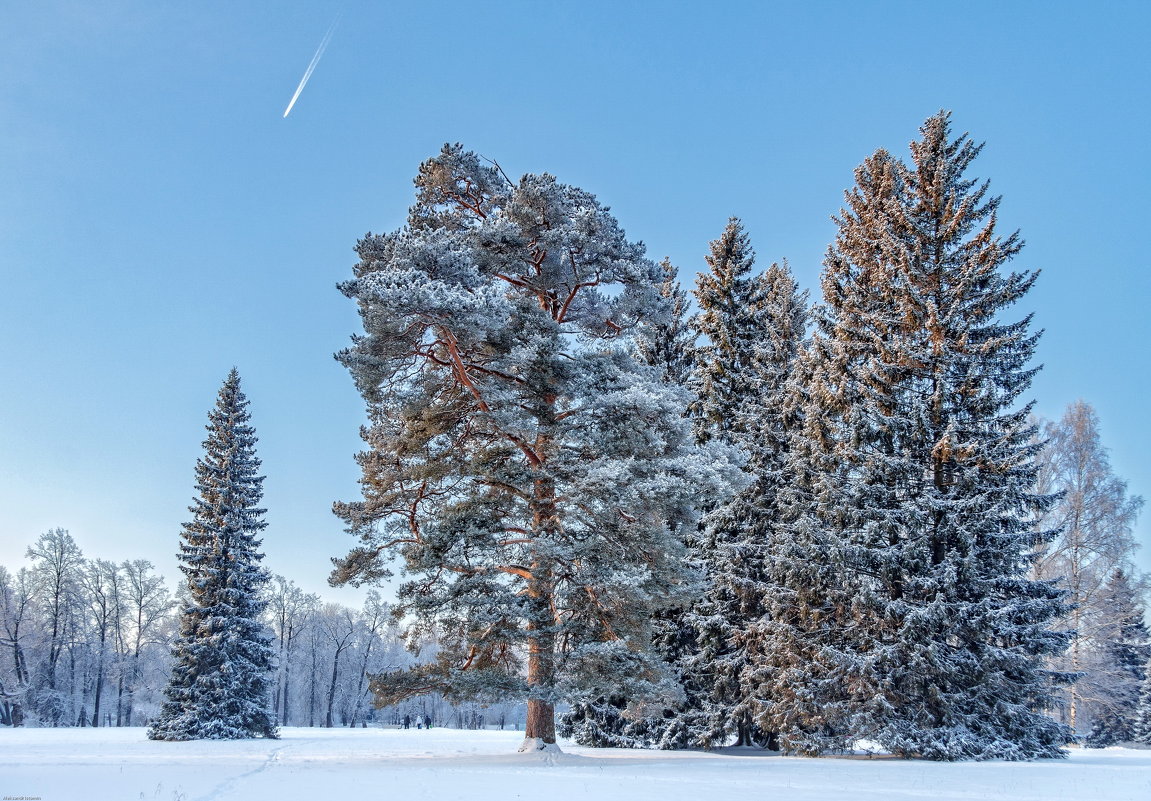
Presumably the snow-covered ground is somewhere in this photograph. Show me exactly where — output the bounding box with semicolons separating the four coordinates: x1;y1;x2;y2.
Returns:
3;726;1149;801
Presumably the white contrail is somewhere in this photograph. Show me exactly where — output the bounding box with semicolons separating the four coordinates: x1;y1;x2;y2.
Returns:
283;11;342;118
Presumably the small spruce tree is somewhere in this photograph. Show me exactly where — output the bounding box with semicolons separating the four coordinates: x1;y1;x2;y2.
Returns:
1085;569;1150;746
148;369;277;741
1133;658;1151;744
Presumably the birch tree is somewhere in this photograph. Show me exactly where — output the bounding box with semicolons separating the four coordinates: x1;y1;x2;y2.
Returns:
1033;400;1145;735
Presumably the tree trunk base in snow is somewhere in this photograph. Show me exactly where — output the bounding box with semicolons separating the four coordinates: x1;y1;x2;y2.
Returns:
518;737;563;754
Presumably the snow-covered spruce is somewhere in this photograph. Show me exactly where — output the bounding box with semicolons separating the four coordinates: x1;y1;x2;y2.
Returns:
760;112;1071;760
148;370;277;741
571;222;811;752
636;257;696;389
1134;657;1151;745
690;218;766;446
689;244;808;750
646;221;810;750
1085;569;1150;746
332;146;741;749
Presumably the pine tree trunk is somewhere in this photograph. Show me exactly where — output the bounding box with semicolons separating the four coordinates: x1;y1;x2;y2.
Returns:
524;591;557;744
523;470;558;747
525;699;556;743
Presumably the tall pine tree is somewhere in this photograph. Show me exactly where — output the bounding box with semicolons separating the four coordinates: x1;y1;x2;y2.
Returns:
761;112;1070;760
332;146;737;751
149;370;277;741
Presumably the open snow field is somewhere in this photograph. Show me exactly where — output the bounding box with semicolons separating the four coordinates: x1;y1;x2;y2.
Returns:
2;727;1149;801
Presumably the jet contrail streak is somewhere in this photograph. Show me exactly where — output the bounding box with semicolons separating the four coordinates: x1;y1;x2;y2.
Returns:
283;11;342;118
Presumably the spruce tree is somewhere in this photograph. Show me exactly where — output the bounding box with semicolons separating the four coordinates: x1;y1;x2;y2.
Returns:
762;112;1070;760
332;146;737;751
638;258;696;387
149;369;277;741
691;218;763;445
689;247;808;749
669;218;766;748
1133;658;1151;744
723;261;807;750
1085;569;1150;746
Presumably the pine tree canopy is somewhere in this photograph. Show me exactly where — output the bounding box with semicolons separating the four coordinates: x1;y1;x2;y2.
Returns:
148;369;277;741
332;145;740;747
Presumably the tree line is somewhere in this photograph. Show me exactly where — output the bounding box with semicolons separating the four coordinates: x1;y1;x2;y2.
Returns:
0;528;530;731
330;111;1150;758
2;111;1148;758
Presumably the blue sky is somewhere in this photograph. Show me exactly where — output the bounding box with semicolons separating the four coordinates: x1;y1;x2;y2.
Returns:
2;0;1148;601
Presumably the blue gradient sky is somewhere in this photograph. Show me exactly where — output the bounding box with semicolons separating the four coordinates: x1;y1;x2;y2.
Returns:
2;0;1148;601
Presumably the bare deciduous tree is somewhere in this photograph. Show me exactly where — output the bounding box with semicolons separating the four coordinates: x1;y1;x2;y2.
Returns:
1033;401;1145;734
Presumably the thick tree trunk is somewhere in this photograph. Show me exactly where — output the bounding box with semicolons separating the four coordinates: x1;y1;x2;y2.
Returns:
524;698;556;743
522;570;557;747
522;468;559;749
735;715;751;747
